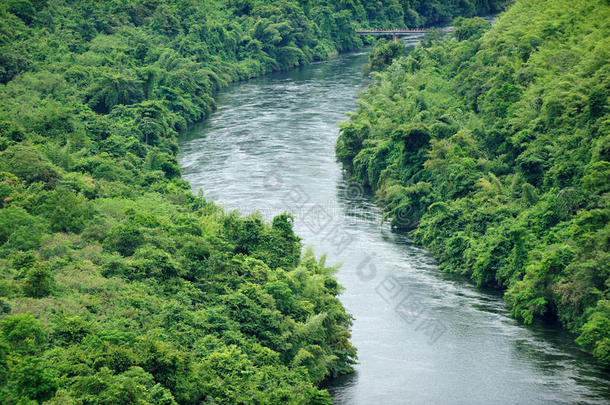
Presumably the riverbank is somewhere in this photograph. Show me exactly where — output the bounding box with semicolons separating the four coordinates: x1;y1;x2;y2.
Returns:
336;0;610;367
179;46;610;404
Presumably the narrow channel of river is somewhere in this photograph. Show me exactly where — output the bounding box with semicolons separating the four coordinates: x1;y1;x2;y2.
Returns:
178;35;610;404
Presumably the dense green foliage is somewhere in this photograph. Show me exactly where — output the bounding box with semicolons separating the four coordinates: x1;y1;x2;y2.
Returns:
337;0;610;365
363;39;408;75
0;0;509;402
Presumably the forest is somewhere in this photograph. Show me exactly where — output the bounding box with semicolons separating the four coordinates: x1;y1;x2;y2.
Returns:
0;0;509;403
337;0;610;365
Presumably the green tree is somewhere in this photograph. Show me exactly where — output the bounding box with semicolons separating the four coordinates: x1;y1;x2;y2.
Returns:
453;16;491;41
10;357;58;402
0;313;46;353
23;262;54;298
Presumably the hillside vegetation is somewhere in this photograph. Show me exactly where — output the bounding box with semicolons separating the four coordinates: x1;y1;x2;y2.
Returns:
0;0;508;403
337;0;610;364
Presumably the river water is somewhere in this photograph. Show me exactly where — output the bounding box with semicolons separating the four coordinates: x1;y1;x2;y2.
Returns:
178;36;610;404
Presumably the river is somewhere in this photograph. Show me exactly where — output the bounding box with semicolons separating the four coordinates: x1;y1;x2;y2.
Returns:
178;35;610;404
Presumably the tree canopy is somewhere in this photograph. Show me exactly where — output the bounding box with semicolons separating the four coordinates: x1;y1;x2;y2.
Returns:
0;0;508;402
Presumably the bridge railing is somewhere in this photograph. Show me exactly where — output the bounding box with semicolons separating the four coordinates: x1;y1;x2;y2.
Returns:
355;27;452;34
355;28;429;34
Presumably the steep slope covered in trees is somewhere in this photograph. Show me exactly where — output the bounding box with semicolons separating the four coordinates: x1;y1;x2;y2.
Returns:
337;0;610;365
0;0;508;403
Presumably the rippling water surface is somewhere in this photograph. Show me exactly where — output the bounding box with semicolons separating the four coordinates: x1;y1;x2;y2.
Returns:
179;36;610;404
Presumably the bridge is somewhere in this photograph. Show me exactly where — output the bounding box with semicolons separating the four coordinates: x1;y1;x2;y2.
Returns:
356;27;452;41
